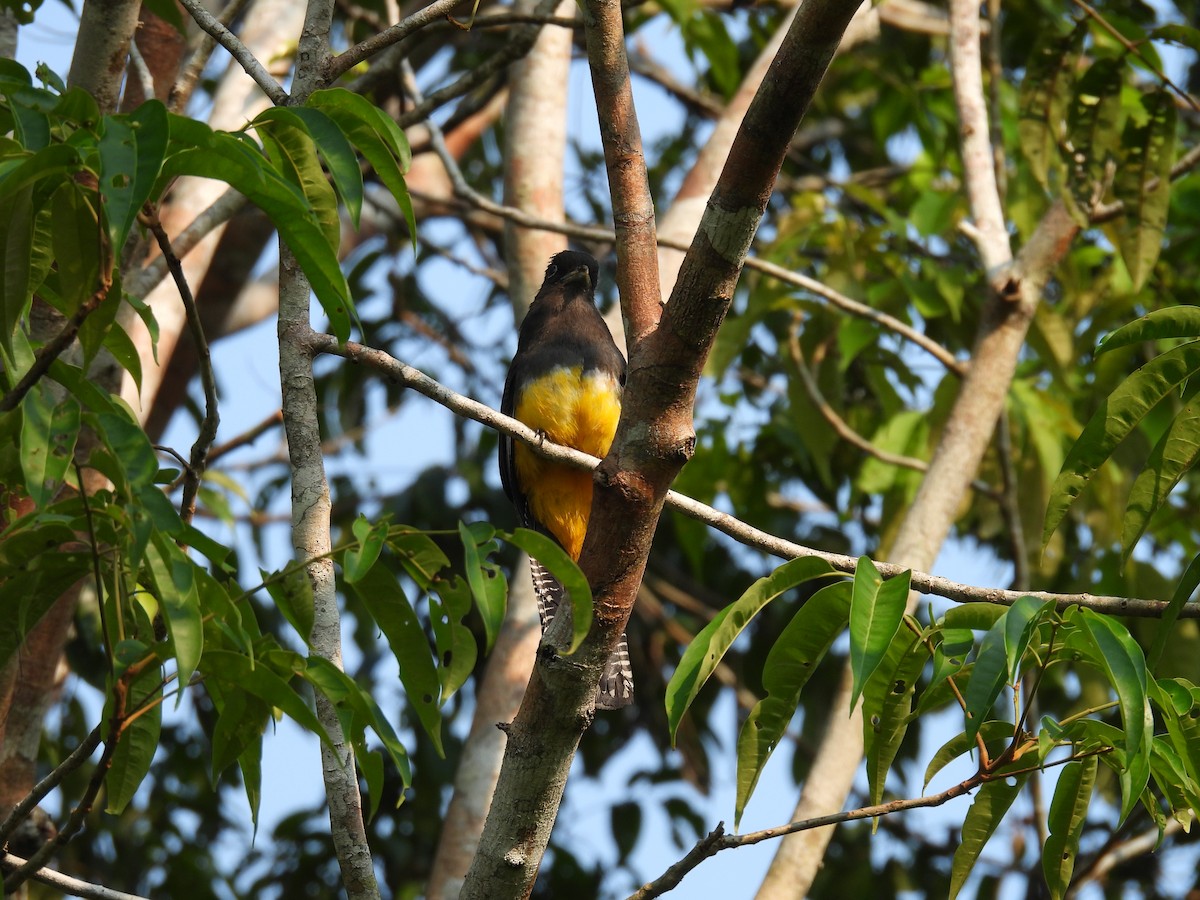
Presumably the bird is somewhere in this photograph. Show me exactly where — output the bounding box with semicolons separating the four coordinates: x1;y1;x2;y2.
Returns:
499;250;633;709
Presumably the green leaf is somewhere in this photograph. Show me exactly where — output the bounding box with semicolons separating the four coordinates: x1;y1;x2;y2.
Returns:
145;534;204;698
268;106;363;228
1077;608;1151;822
454;521;507;654
252;109;342;252
97;409;160;490
344;513;388;584
735;582;851;826
0;183;34;363
428;575;477;702
1044;340;1200;543
1150;23;1200;53
98;115;141;252
962;615;1010;742
665;556;837;744
506;527;588;653
161;119;353;341
949;775;1026;899
262;562;314;644
1122;393;1200;554
1098;307;1200;353
49;182;101;320
1064;58;1124;221
348;564;443;756
306;89;416;248
1003;595;1054;680
303;655;414;781
202;650;333;748
104;662;164;814
1018;21;1086;189
943;603;1007;632
20;387;78;506
1114;90;1176;291
1042;756;1098;900
848;556;910;711
864;632;928;807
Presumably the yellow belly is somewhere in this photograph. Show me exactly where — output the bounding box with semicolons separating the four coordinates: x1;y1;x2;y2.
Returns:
513;366;622;560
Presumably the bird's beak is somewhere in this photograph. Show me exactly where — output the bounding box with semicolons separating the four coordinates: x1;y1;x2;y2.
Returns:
562;264;591;290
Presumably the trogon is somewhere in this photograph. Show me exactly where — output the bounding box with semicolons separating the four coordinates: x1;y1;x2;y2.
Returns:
499;250;633;709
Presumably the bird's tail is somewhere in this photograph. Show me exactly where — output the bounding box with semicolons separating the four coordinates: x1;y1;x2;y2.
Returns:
530;557;634;709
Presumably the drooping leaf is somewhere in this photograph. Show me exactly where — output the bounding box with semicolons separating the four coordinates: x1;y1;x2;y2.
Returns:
848;556;910;711
261;562;315;645
1044;340;1200;543
1114;90;1176;291
1003;595;1055;681
1042;756;1098;900
1122;393;1200;554
104;662;164;814
348;564;443;756
0;183;34;363
949;775;1027;899
1018;20;1086;189
1063;58;1124;222
1148;554;1200;671
863;631;928;807
263;105;363;227
962;614;1011;743
18;386;78;506
666;556;838;744
202;649;333;748
924;721;1015;791
735;582;851;825
428;575;477;702
253;109;342;252
1076;608;1151;822
160;119;353;341
144;534;204;698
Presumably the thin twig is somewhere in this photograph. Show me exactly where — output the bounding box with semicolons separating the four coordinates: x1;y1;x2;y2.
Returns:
309;334;1199;620
629;775;984;900
1071;0;1199;112
170;0;256;112
75;462;114;670
0;853;151;900
2;675;131;893
326;0;465;81
176;0;289;106
0;724;103;850
1090;142;1200;223
0;276;114;414
786;318;995;496
207;408;283;463
143;210;220;526
126;188;248;300
390;0;562;128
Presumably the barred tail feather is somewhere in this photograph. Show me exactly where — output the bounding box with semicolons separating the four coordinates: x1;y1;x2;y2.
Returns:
528;557;634;709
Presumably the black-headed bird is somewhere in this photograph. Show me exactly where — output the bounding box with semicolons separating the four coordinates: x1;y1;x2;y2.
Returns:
499;250;633;709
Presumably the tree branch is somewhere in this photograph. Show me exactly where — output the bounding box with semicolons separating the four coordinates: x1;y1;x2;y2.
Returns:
274;1;378;896
0;852;151;900
326;0;464;81
176;0;289;105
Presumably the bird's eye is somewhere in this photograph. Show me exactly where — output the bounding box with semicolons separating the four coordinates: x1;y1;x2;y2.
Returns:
545;264;558;279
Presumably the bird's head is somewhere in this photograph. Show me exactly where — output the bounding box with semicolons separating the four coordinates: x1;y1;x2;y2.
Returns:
544;250;599;295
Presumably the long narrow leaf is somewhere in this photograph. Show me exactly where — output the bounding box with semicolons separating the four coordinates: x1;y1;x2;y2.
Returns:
1114;90;1176;291
1044;340;1200;543
1077;608;1151;822
667;556;837;744
949;776;1027;899
734;582;851;826
849;556;910;711
1122;393;1200;554
1042;756;1098;900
